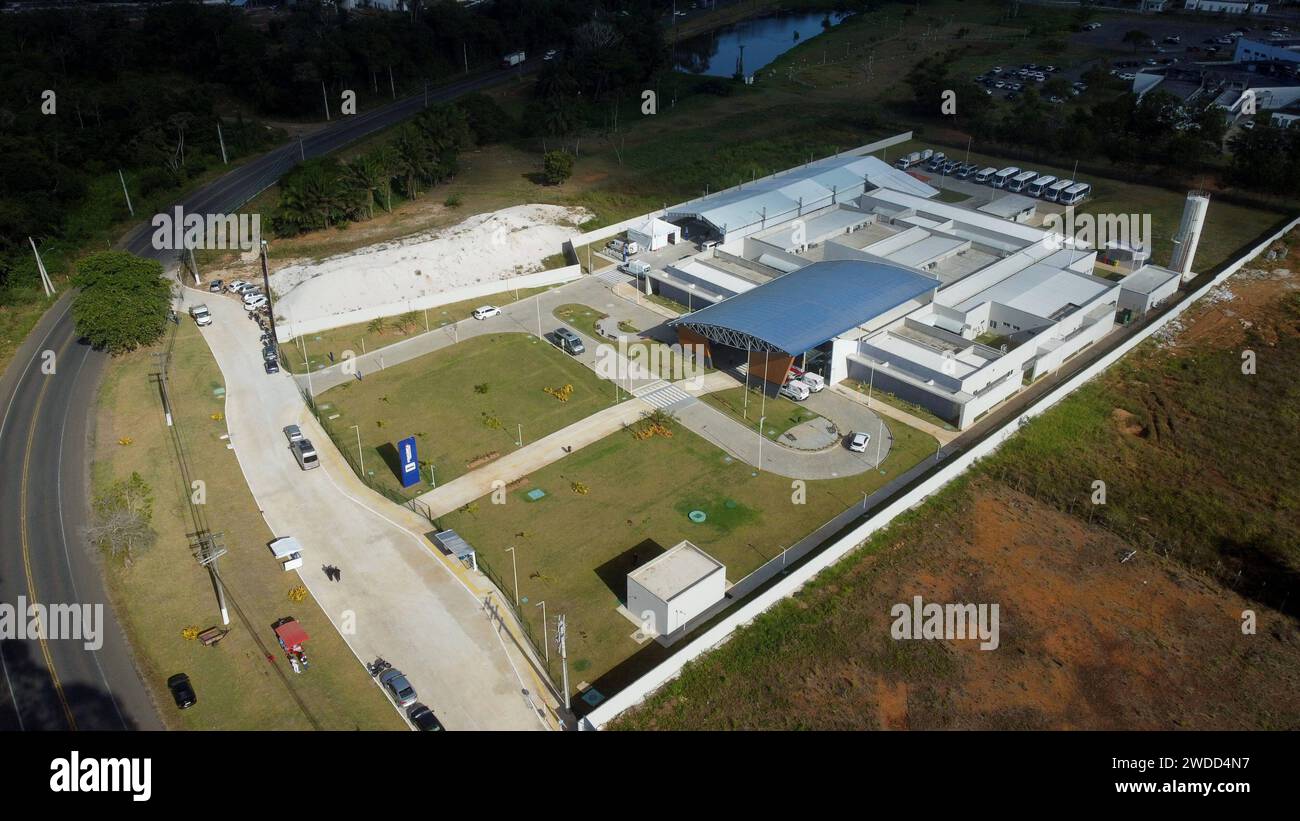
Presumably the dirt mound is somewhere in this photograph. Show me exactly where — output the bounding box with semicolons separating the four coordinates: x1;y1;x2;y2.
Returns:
1110;408;1145;437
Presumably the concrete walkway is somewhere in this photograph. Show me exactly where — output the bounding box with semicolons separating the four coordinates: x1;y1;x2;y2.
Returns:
415;398;651;517
193;290;558;731
831;384;959;445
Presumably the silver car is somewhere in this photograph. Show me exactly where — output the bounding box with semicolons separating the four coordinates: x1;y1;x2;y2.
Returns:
380;669;418;708
846;431;871;453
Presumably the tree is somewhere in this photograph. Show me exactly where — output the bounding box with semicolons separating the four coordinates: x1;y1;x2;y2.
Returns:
1122;30;1152;52
85;472;156;567
71;252;171;354
543;150;574;185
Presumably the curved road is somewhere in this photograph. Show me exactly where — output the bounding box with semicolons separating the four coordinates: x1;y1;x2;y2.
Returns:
0;62;539;730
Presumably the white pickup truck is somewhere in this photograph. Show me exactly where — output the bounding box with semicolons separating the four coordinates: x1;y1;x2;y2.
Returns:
189;304;212;327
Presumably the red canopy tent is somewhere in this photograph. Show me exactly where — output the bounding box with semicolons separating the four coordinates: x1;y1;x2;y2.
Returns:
273;618;309;651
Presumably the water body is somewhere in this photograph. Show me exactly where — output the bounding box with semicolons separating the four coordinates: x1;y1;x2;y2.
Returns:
674;11;849;78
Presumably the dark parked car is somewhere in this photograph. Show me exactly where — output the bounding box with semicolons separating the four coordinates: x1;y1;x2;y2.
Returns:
209;279;224;293
264;358;280;374
167;673;196;709
408;703;445;731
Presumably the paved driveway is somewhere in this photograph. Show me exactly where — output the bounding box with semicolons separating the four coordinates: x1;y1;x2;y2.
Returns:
191;291;552;731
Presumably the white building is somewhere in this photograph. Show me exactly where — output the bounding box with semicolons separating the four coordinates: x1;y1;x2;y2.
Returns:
1184;0;1269;13
626;542;726;638
1118;264;1182;315
627;217;681;252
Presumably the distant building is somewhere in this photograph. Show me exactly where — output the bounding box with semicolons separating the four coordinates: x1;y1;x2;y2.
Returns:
1234;37;1300;66
1140;0;1168;12
1183;0;1269;13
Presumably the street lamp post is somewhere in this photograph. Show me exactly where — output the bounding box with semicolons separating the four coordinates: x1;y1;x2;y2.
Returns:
350;424;364;475
505;546;519;607
757;416;766;471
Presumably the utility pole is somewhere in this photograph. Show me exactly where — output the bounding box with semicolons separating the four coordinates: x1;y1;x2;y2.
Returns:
350;424;365;475
217;120;228;165
322;80;331;121
193;531;230;626
389;65;396;100
463;42;469;75
557;614;571;711
506;547;519;607
28;237;55;297
152;351;174;428
118;169;134;217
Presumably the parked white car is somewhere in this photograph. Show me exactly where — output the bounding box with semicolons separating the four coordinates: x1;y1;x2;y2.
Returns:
846;431;871;453
228;280;253;294
189;304;212;326
472;305;501;320
244;295;268;311
242;289;265;304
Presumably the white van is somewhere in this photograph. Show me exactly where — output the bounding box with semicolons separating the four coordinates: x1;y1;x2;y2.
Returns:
1044;179;1073;202
292;439;320;471
1006;170;1038;192
620;260;651;276
1059;182;1092;206
607;238;639;256
799;372;825;392
973;166;998;184
189;304;212;327
779;380;810;401
991;166;1020;189
1027;174;1057;197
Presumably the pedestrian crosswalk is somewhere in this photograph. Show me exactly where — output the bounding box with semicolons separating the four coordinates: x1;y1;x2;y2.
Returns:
635;382;692;409
593;267;632;286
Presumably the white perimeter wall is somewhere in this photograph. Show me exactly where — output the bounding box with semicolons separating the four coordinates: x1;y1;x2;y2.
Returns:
580;214;1300;730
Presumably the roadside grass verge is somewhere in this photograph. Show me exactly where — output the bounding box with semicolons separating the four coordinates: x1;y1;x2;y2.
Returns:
277;285;552;374
93;319;404;730
315;332;616;493
437;411;937;691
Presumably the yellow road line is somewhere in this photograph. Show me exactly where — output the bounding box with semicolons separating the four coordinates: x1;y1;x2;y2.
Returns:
19;333;77;731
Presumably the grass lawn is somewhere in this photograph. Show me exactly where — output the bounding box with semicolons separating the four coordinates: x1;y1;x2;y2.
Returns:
93;320;404;730
316;332;617;494
436;412;938;692
701;386;829;440
278;285;552;374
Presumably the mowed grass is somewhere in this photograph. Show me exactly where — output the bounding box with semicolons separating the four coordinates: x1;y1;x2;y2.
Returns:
317;332;616;493
701;386;829;440
437;413;938;692
278;285;553;374
93;320;404;730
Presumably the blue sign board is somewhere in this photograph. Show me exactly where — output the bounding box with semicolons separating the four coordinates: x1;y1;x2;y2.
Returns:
397;436;420;488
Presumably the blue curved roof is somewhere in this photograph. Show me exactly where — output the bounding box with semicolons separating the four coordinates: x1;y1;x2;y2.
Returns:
670;260;937;354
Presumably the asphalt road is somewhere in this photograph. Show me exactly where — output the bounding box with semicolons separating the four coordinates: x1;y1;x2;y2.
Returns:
0;61;539;731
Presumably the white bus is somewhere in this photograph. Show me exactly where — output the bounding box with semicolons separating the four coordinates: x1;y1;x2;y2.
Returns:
1027;174;1057;197
1006;170;1038;192
1044;179;1074;202
990;166;1020;189
973;166;998;184
1059;182;1092;206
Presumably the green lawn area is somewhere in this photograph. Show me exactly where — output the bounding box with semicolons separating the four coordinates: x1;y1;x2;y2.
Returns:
278;285;552;374
94;320;404;730
316;332;617;494
701;386;828;440
436;411;938;693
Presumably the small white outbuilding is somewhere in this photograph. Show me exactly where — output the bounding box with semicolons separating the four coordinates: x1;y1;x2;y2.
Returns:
626;541;726;637
627;217;680;252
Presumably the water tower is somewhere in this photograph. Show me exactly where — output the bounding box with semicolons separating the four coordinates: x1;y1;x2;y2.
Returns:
1169;191;1210;283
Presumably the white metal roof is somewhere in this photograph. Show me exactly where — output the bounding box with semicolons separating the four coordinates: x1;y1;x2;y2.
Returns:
628;541;724;602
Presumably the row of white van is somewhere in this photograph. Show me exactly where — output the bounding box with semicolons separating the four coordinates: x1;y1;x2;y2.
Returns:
974;165;1091;205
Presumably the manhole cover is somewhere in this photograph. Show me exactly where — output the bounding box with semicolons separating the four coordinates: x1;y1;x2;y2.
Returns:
688;510;707;523
724;500;737;509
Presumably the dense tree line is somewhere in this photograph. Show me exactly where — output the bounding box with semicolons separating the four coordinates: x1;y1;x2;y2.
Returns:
0;0;667;303
905;50;1250;183
272;102;475;236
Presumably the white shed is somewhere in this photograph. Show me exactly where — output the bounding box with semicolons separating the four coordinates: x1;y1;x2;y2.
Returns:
626;541;725;637
1118;264;1181;315
627;217;680;252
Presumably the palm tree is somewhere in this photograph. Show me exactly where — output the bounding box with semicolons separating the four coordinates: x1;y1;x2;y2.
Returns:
345;155;384;219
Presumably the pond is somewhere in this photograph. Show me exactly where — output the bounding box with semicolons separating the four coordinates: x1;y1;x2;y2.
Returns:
674;10;850;78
